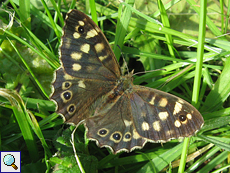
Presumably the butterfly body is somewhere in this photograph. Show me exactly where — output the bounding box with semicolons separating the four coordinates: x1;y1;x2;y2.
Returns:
51;9;204;154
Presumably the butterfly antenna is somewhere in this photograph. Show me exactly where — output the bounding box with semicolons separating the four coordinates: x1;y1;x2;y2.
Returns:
117;45;129;75
133;69;166;76
160;64;193;88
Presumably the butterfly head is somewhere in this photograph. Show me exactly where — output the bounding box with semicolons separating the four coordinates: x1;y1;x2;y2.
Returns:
117;71;134;92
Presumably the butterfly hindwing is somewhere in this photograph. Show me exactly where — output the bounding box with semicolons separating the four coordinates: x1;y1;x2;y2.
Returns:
85;83;203;153
130;85;203;142
85;94;147;153
51;68;117;125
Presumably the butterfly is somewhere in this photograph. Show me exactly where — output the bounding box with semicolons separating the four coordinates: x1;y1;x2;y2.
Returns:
50;9;204;154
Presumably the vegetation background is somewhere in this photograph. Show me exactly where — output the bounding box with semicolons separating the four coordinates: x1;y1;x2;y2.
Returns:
1;0;230;172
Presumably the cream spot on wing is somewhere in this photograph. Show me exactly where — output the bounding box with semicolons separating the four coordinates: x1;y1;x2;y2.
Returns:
86;66;96;73
158;98;168;107
166;130;174;136
153;121;161;131
95;27;100;32
78;21;84;26
64;73;76;80
87;65;95;71
124;120;132;126
95;43;105;53
133;129;140;139
178;99;184;104
174;120;181;127
78;80;86;88
73;32;81;39
99;55;107;61
141;122;150;131
80;44;90;53
173;102;183;115
187;113;192;120
149;96;156;105
63;38;71;48
141;112;146;117
72;63;81;71
86;29;98;39
71;52;82;60
158;112;169;121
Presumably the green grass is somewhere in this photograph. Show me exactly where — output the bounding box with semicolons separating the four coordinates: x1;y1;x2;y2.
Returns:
1;0;230;172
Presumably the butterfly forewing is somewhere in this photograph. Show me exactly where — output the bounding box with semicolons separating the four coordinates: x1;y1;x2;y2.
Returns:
51;10;121;125
51;9;204;154
61;10;121;81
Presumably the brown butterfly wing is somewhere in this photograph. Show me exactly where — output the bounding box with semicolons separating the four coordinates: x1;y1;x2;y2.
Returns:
130;85;204;142
51;10;121;125
60;10;121;80
85;84;204;154
51;9;204;154
51;68;117;125
85;94;147;153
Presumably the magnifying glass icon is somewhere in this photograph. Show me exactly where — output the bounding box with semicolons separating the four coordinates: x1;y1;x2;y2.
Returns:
3;154;18;170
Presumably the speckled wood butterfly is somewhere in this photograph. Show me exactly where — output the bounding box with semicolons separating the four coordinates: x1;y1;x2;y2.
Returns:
51;9;204;154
